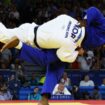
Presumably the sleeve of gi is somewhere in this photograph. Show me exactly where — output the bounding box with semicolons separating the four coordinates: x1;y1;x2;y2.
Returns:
86;7;104;25
57;47;78;63
56;40;79;63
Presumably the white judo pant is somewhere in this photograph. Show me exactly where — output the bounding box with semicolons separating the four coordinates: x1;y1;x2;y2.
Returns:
0;22;37;47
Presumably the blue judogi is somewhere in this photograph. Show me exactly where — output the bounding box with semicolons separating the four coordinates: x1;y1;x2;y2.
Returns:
83;7;105;50
19;43;66;97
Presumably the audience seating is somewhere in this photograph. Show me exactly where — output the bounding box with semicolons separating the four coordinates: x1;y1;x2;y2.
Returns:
1;70;105;100
19;86;105;100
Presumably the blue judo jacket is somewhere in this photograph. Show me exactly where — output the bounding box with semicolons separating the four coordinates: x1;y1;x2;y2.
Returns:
83;7;105;50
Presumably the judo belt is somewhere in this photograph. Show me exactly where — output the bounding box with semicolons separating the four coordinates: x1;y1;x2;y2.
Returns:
34;26;41;48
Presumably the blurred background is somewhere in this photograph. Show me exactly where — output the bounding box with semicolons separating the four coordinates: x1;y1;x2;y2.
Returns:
0;0;105;101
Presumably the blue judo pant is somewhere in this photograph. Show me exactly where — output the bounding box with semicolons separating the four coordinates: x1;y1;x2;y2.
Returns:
18;43;66;97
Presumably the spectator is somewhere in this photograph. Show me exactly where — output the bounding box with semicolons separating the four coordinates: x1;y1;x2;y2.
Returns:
0;83;12;100
28;87;42;100
87;50;94;58
9;6;20;20
29;74;38;86
60;72;71;86
52;82;71;95
0;89;5;100
39;76;46;85
77;51;94;71
8;74;21;99
101;78;105;86
91;86;102;100
92;47;101;70
0;49;12;69
80;75;95;86
16;65;24;77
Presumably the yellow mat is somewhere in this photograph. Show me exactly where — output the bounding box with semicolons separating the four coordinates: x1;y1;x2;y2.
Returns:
0;102;88;105
1;101;105;105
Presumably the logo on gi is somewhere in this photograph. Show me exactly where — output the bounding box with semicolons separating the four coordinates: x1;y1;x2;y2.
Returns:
71;25;79;39
65;21;81;43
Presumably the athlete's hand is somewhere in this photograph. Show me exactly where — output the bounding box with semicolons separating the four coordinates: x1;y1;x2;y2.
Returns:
0;36;19;52
78;48;85;56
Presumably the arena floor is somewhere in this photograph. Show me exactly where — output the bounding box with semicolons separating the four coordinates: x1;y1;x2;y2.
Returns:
0;101;105;105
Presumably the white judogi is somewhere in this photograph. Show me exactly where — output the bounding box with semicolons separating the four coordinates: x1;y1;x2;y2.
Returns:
0;15;85;63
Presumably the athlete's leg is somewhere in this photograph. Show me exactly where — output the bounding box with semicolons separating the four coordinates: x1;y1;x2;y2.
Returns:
40;61;66;105
0;22;36;44
42;61;66;95
0;22;19;43
19;43;60;66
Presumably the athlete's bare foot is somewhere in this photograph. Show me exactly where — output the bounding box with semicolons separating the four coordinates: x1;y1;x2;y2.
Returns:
0;36;19;52
38;95;49;105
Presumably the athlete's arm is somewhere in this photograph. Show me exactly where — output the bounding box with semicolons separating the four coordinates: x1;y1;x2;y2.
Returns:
86;7;103;24
56;35;85;63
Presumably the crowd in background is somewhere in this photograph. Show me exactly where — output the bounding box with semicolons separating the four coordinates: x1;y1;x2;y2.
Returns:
1;71;105;100
0;0;105;100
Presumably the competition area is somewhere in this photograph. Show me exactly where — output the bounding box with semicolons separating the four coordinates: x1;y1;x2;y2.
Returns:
0;101;105;105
